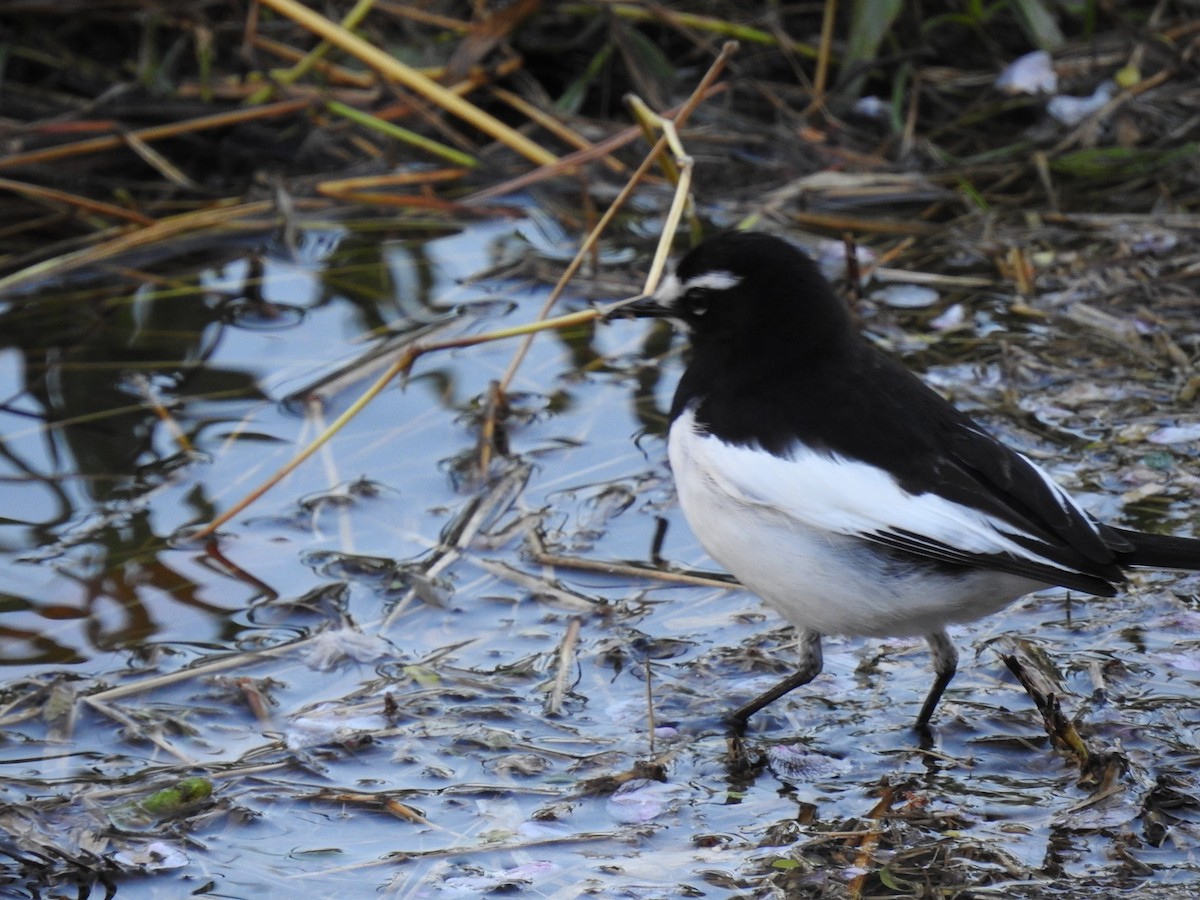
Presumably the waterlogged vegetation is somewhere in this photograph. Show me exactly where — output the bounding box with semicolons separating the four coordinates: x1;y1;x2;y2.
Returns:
2;2;1200;897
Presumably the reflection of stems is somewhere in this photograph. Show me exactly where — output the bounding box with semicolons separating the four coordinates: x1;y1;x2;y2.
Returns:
127;374;193;453
189;310;594;541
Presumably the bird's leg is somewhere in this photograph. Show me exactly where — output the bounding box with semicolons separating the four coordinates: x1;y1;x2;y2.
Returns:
916;630;958;730
728;629;823;733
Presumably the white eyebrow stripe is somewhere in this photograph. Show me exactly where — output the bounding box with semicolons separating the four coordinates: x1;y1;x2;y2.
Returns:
683;271;741;292
652;269;742;308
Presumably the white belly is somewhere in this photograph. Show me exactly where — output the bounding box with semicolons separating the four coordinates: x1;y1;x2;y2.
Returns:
667;416;1045;637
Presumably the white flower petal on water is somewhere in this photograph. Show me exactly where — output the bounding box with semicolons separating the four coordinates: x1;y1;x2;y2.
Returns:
606;779;687;824
853;95;890;120
1148;423;1200;445
872;283;940;309
300;626;392;670
1047;81;1117;125
931;303;966;331
113;841;189;871
996;51;1057;95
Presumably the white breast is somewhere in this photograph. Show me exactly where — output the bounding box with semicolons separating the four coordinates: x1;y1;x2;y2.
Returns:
666;409;1046;637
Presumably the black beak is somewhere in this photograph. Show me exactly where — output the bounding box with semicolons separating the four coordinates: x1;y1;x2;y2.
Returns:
601;294;672;321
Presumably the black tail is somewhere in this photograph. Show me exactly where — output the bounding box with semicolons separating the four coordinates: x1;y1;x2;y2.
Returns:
1112;527;1200;571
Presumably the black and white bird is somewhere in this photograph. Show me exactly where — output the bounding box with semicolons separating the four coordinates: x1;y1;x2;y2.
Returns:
623;230;1200;731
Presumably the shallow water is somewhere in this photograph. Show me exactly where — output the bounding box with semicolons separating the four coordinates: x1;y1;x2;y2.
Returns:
2;214;1200;898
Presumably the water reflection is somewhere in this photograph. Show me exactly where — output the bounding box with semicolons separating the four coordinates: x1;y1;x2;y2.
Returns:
0;223;530;667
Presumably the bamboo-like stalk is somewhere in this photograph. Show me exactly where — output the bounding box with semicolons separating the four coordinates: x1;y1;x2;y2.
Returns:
245;0;379;104
562;3;819;58
0;201;276;296
0;177;156;225
490;86;627;173
0;99;312;172
325;99;479;167
258;0;558;167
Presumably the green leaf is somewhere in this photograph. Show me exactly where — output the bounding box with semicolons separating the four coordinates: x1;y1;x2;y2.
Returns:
1012;0;1066;49
557;42;614;116
879;865;910;890
1050;144;1198;179
840;0;904;97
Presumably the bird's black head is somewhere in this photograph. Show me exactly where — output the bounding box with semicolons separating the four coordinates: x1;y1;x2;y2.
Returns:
633;232;855;364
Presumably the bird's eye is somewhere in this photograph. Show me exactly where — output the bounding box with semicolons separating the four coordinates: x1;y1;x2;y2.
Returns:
684;287;710;315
